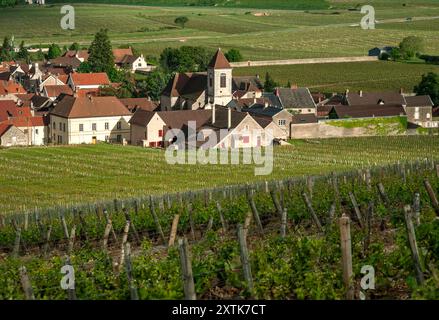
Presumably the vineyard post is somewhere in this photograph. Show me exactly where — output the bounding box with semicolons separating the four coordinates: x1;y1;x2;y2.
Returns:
270;190;283;218
60;212;70;240
302;193;323;232
329;202;336;223
168;214;180;247
265;181;269;193
187;203;196;241
77;210;88;241
103;209;118;245
237;224;254;296
12;227;21;258
178;237;196;300
339;214;354;300
243;211;253;240
348;192;364;228
377;183;390;206
65;256;77;300
149;196;166;245
278;181;285;209
247;189;264;235
123;207;141;244
307;176;314;199
365;169;371;191
124;243;139;300
24;212;28;231
118;220;131;272
166;194;172;210
280;208;287;239
96;203;104;224
103;219;113;250
423;179;439;216
43;225;52;257
403;205;425;285
216;202;228;234
68;225;76;255
413;193;421;226
204;216;214;237
363;201;373;256
19;266;35;300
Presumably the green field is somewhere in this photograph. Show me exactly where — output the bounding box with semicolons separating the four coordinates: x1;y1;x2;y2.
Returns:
1;136;438;215
0;2;438;61
234;61;439;93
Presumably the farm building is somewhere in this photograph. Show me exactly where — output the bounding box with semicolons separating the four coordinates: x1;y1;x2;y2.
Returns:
404;95;435;128
274;86;316;114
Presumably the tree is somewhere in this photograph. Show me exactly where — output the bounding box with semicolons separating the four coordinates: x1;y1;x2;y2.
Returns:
264;72;278;93
225;48;243;62
77;61;92;73
16;41;29;62
69;42;80;51
47;43;62;60
414;72;439;106
390;47;402;61
0;35;14;62
174;16;189;28
399;36;424;60
160;46;211;73
88;29;114;73
35;48;45;61
137;69;171;101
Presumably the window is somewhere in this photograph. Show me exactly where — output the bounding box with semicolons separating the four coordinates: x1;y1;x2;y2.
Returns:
158;130;163;138
63;123;66;132
116;135;122;143
138;63;142;67
278;119;287;126
427;113;431;119
59;123;62;131
35;129;39;135
53;122;56;129
243;136;250;144
220;73;227;88
117;121;122;130
92;123;97;131
57;135;62;144
414;111;420;120
149;142;156;147
79;124;84;132
105;122;109;130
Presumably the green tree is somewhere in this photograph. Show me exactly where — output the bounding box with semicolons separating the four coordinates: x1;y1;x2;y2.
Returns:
77;61;92;73
414;72;439;106
264;72;278;93
390;47;402;61
35;48;45;61
69;42;80;51
160;46;211;73
88;29;114;73
137;69;171;101
225;48;243;62
174;16;189;28
399;36;424;60
47;43;62;60
0;35;14;62
16;41;29;62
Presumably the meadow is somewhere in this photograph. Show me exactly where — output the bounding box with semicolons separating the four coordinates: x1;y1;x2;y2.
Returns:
0;136;438;215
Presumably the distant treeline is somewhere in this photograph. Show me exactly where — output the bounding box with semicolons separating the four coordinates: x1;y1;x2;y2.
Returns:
45;0;329;10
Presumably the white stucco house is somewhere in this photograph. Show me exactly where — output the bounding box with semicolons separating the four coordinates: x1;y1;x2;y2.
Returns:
49;95;132;145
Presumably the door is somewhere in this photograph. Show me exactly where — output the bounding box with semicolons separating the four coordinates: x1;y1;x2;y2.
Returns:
92;136;97;145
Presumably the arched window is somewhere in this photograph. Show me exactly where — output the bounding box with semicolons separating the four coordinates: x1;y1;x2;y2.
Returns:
220;73;227;88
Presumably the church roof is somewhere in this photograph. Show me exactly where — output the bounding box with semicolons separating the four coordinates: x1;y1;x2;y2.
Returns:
208;49;231;69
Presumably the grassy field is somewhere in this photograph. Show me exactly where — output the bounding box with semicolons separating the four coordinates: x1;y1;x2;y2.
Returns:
0;136;438;214
234;60;439;93
0;2;438;61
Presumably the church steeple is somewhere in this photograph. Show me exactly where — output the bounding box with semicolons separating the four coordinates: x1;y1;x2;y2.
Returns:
207;49;233;106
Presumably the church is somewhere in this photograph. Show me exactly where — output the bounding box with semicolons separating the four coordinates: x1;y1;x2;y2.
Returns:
160;49;263;111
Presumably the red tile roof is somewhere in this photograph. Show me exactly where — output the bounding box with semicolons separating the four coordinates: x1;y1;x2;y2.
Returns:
50;95;132;118
70;73;110;86
0;80;27;95
208;49;231;69
0;123;12;136
0;100;32;122
44;85;73;98
113;48;134;64
6;116;46;127
119;98;158;112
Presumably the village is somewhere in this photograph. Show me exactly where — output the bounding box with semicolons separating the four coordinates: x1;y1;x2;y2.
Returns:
0;36;438;149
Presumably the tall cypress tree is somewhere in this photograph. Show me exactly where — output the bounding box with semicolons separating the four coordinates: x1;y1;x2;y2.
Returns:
88;29;114;73
0;36;14;62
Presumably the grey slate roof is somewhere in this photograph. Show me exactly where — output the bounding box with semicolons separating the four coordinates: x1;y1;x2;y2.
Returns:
276;87;316;109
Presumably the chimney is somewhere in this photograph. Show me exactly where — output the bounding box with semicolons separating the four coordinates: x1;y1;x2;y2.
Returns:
228;107;231;129
212;104;216;124
359;90;363;97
